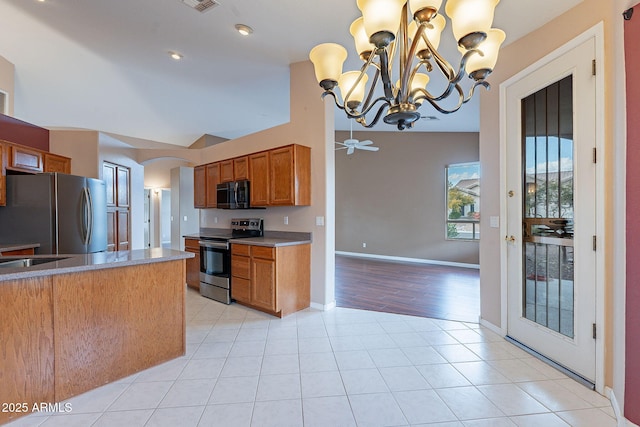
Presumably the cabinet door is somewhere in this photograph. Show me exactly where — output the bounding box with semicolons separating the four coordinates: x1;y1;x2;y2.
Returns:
9;145;43;173
43;153;71;174
220;160;234;183
232;277;251;303
269;146;295;205
251;257;276;312
194;165;206;208
184;239;200;290
205;163;220;208
116;166;130;208
234;156;249;180
249;152;269;207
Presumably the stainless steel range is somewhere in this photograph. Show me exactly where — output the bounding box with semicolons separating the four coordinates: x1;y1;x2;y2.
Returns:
198;218;263;304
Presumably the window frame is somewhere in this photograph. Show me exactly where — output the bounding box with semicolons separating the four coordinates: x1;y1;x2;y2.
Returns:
445;161;481;241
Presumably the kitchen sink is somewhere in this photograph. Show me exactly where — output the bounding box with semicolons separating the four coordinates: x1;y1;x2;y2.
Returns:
0;257;70;268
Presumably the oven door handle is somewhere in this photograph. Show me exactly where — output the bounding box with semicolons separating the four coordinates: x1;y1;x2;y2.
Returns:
198;241;229;250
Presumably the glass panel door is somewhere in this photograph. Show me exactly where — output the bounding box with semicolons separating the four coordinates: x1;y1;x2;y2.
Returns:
522;76;575;338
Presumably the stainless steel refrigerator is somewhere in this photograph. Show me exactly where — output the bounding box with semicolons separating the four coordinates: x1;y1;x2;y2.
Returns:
0;173;107;254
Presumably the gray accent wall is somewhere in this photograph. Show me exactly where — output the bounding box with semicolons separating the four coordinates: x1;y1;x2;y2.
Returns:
335;131;480;265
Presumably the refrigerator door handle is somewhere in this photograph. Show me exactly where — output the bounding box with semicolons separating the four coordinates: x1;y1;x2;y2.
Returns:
86;186;94;245
81;187;90;245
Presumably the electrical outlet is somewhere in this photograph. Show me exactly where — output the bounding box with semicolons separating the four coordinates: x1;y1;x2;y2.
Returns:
214;217;218;224
315;216;325;226
183;216;188;222
362;242;367;248
284;216;289;225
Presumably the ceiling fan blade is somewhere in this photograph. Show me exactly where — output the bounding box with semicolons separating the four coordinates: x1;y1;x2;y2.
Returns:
335;141;347;147
335;146;348;151
347;146;355;155
358;140;374;146
357;145;379;151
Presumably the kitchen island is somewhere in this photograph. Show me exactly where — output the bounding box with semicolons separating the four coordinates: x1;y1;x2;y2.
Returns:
0;248;193;425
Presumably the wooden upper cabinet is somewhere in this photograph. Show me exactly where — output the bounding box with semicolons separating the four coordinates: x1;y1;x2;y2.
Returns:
193;143;311;209
220;160;234;183
233;156;249;180
194;165;206;209
43;153;71;174
249;151;269;207
8;144;43;173
269;144;311;206
206;163;220;208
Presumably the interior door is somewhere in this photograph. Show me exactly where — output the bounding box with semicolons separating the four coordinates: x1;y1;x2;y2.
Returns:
505;38;597;382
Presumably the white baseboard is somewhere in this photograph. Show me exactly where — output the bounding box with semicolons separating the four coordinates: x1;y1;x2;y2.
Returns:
310;300;336;311
479;318;505;336
335;251;480;269
607;388;640;427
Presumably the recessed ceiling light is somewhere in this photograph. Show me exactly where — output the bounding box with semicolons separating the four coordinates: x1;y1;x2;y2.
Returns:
235;24;253;36
169;51;183;61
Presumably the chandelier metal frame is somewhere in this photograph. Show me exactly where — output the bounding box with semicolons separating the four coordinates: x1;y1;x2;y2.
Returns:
312;2;503;130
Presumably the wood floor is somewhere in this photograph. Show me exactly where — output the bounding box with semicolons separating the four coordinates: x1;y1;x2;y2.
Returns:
335;255;480;323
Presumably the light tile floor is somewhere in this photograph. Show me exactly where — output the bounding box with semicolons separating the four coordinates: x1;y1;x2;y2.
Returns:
7;288;616;427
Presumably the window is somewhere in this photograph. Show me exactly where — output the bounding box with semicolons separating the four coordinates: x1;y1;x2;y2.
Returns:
446;162;480;240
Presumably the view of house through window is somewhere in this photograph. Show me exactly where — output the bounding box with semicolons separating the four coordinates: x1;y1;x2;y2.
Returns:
446;162;480;240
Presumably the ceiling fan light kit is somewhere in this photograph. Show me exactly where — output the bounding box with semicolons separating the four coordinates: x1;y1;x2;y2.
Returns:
310;0;505;130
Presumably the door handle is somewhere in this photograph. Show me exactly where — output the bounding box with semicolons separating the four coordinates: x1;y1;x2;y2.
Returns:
505;235;516;244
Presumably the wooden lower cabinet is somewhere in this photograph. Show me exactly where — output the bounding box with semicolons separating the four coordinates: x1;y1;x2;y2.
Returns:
0;260;186;424
0;276;55;425
0;248;35;256
231;243;310;317
184;238;200;290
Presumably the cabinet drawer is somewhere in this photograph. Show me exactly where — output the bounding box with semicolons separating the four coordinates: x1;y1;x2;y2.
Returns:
231;277;251;303
251;246;275;260
9;145;43;172
231;255;250;279
231;244;250;256
184;238;200;251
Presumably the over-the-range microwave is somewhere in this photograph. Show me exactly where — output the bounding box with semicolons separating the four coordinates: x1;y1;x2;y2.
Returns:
216;180;252;209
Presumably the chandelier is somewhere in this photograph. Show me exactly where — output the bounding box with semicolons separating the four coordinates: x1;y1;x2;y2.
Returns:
309;0;505;130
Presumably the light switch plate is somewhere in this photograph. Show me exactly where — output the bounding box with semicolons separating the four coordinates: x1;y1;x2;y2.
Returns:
490;216;500;228
316;216;325;226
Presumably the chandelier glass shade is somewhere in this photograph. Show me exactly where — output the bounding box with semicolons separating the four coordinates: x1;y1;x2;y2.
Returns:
309;0;505;130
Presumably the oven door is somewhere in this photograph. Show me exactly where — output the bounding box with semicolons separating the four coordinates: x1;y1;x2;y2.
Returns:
199;240;230;289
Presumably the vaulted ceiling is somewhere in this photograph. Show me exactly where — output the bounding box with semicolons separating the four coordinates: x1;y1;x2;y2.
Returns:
0;0;582;147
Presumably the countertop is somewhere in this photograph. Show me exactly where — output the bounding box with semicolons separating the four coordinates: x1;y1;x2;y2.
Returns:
0;248;194;282
184;228;312;247
0;243;41;252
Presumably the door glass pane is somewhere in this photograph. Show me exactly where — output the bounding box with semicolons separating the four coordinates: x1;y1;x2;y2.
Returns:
521;75;574;338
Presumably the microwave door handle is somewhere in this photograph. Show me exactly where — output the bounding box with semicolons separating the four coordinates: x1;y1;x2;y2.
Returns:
234;182;238;207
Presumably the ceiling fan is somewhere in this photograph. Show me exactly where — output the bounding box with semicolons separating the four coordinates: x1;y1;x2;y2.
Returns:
335;121;380;155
